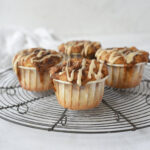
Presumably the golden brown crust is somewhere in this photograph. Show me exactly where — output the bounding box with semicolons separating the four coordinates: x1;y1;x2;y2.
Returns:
13;48;62;71
50;58;108;86
58;40;101;59
95;47;149;66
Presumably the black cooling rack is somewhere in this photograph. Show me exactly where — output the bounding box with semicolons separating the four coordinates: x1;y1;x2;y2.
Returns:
0;65;150;133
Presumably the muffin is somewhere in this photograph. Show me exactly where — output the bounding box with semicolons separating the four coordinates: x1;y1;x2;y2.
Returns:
58;40;101;59
50;58;108;110
95;47;149;88
12;48;62;91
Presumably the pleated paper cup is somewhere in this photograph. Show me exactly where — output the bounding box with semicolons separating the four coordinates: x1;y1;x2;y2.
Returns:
53;76;108;110
18;66;52;91
105;62;146;88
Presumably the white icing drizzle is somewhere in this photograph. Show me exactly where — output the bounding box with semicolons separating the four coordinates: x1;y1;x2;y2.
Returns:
64;42;76;55
77;69;83;86
65;67;75;82
126;51;140;63
59;71;65;75
119;48;128;53
65;59;86;85
64;41;100;56
13;55;22;74
65;58;74;81
84;42;91;56
64;59;103;86
94;63;103;80
65;45;72;55
81;58;86;67
33;54;61;62
77;59;86;86
95;49;105;60
37;51;45;57
13;49;61;74
96;48;142;64
108;51;117;63
109;52;121;64
88;60;103;80
24;52;35;61
88;60;96;79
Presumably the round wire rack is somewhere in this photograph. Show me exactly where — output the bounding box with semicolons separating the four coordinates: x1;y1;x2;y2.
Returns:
0;65;150;134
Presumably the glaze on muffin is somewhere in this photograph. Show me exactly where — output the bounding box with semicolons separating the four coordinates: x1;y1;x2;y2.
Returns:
50;58;108;86
95;47;149;66
13;48;62;80
58;40;101;59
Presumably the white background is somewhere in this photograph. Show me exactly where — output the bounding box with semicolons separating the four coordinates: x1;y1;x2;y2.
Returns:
0;0;150;150
0;0;150;37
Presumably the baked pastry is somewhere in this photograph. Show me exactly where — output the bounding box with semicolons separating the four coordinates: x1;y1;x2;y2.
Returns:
95;47;149;88
50;58;108;110
13;48;62;91
58;40;101;59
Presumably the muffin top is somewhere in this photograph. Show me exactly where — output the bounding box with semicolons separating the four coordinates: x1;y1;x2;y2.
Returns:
50;58;108;86
95;47;149;65
58;40;101;58
13;48;62;74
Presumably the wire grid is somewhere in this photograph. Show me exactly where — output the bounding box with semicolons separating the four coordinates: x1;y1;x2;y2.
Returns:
0;65;150;133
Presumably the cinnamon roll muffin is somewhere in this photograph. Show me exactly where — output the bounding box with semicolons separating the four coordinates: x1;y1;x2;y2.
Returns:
50;58;108;110
13;48;62;91
95;47;149;88
58;40;101;59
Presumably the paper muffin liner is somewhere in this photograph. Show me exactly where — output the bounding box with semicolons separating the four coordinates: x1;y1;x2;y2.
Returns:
18;66;52;91
53;76;108;110
105;63;146;88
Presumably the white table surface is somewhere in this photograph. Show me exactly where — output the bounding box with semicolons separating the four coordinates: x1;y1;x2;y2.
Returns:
1;118;150;150
0;32;150;150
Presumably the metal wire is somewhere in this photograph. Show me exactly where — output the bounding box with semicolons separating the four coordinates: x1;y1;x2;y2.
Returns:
0;65;150;133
